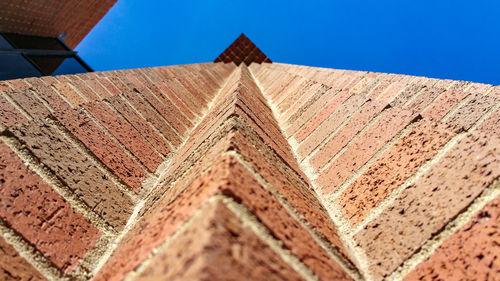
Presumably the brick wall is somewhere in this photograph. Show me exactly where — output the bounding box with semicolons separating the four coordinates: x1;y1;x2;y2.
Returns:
251;62;500;280
0;60;499;280
0;0;117;48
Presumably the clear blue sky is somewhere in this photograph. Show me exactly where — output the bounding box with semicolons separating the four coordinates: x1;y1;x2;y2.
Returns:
76;0;500;85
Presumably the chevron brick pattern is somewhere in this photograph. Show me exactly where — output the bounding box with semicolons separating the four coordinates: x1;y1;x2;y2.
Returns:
0;36;499;281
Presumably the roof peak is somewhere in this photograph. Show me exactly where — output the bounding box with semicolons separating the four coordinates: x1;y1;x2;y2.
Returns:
214;33;272;66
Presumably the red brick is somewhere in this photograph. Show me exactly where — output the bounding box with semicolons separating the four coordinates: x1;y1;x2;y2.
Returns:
176;75;210;104
96;156;352;281
138;87;188;135
228;130;350;259
123;91;182;147
55;108;147;191
0;95;27;128
476;107;500;138
10;120;135;229
272;77;308;106
5;90;51;119
316;107;419;194
7;79;30;90
96;77;121;96
134;200;305;281
52;82;86;106
377;81;407;103
0;141;101;273
366;79;392;100
84;101;163;172
296;94;369;160
106;95;171;156
40;76;59;86
184;72;214;101
0;81;13;92
337;119;457;225
281;83;326;124
446;94;497;130
295;89;356;143
84;79;113;98
285;88;339;137
309;100;388;169
108;75;133;93
66;78;101;101
422;89;470;120
30;85;72;112
157;81;197;120
404;196;500;281
349;76;377;95
355;132;500;279
467;82;493;95
277;80;318;115
147;83;193;128
404;86;446;113
165;78;204;115
389;83;425;107
0;236;47;281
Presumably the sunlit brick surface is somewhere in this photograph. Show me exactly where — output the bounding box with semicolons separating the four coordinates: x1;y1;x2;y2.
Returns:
0;34;499;281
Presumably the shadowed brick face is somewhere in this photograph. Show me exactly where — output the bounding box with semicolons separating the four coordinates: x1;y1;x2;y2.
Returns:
0;141;100;273
0;34;499;281
0;236;47;281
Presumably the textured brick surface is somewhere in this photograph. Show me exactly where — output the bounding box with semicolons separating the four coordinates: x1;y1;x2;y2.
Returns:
404;196;500;281
316;107;419;194
309;99;388;169
422;89;470;120
30;85;72;112
134;200;305;281
294;90;356;143
338;119;457;225
227;130;349;258
0;94;27;128
0;142;101;272
106;95;171;156
84;101;163;172
156;82;197;120
1;56;499;281
52;83;86;106
96;156;351;281
123;91;182;147
285;87;338;137
296;94;368;159
355;132;500;279
55;108;147;191
138;87;188;135
65;78;101;101
446;94;497;130
10;120;134;229
0;236;47;281
476;108;500;138
5;90;51;119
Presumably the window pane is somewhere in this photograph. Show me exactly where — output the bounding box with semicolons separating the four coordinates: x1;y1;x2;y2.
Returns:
0;54;42;80
0;34;14;50
2;33;67;51
27;56;65;75
27;56;89;76
52;57;89;75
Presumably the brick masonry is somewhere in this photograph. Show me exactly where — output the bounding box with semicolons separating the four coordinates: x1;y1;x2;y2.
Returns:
0;34;499;281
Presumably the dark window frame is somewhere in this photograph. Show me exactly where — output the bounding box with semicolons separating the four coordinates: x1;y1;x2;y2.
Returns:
0;32;93;77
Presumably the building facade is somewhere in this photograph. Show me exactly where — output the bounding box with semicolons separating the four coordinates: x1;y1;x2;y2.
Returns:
1;1;499;281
